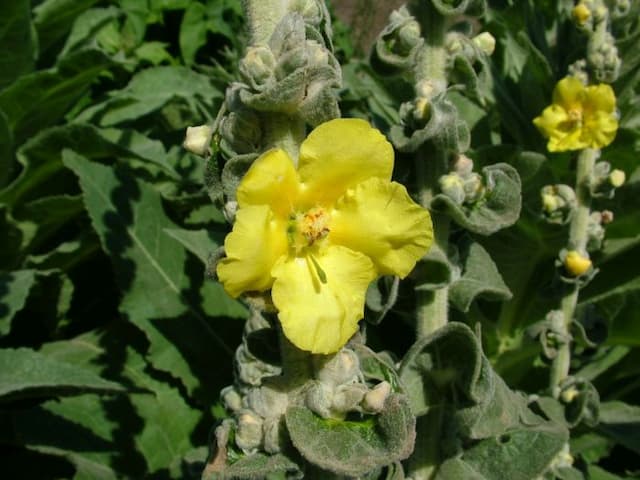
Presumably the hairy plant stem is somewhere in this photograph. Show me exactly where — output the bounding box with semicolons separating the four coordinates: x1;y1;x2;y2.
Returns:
549;148;598;396
241;0;310;387
409;5;449;479
261;112;306;166
412;2;449;342
241;0;289;45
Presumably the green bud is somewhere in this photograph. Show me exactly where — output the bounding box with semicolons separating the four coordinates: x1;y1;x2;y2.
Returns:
240;45;276;87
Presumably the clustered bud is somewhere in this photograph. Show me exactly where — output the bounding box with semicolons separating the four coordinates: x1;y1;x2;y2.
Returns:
438;155;486;206
540;184;577;224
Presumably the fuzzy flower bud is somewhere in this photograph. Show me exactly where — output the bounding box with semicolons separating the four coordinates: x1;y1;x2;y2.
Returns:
315;349;360;386
472;32;496;56
183;125;214;157
564;250;592;277
439;173;466;205
240;46;276;86
235;411;264;452
362;381;392;413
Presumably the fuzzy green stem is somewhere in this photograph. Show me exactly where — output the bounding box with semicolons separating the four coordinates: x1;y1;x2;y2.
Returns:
241;0;289;45
261;112;306;165
549;148;598;396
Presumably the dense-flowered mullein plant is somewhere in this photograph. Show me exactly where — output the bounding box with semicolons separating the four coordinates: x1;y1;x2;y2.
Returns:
217;118;433;353
193;1;639;479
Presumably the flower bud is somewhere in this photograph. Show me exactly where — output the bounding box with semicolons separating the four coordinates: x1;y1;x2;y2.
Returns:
472;32;496;56
572;3;591;25
221;386;243;413
608;169;626;187
240;46;276;86
452;154;474;176
439;173;466;205
362;381;391;413
414;97;430;121
600;210;614;224
235;411;264;452
247;385;289;419
463;172;485;203
315;349;360;386
332;384;368;414
183;125;214;157
564;250;592;277
540;185;576;224
560;386;580;403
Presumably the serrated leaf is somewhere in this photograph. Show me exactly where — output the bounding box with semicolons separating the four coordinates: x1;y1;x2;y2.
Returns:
0;0;35;89
286;394;415;477
58;7;121;58
13;329;204;477
33;0;100;53
0;269;37;336
179;2;207;66
0;48;112;144
62;150;245;401
0;123;177;206
75;66;222;126
164;228;224;265
450;239;512;312
0;348;125;402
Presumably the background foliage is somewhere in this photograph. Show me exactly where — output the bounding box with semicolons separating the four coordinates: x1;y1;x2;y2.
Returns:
0;0;639;478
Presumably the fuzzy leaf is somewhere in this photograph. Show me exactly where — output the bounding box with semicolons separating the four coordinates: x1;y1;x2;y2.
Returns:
62;150;246;402
0;348;125;402
449;239;512;312
164;228;224;266
203;453;303;480
597;401;640;454
0;269;36;336
285;394;415;477
431;163;522;235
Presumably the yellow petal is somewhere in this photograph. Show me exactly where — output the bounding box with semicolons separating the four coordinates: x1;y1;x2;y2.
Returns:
584;83;616;114
237;149;300;218
217;205;288;297
548;127;587;152
297;118;394;206
533;105;569;137
552;77;585;109
585;111;618;149
271;246;376;354
330;178;433;277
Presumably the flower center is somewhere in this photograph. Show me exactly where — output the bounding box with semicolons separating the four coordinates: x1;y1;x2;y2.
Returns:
567;107;582;124
288;207;331;252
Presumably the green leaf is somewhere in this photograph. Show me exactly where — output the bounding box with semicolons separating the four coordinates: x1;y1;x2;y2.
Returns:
0;123;176;206
0;48;113;144
0;0;35;89
431;163;522;235
14;329;204;477
285;394;415;477
449;239;512;312
0;109;12;187
0;269;37;336
597;401;640;454
75;66;222;126
164;228;224;265
0;347;125;402
203;453;303;480
58;7;121;58
33;0;100;53
437;423;568;480
179;2;207;66
62;150;246;401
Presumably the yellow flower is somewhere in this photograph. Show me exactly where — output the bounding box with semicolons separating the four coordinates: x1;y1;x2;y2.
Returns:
533;77;618;152
217;119;433;354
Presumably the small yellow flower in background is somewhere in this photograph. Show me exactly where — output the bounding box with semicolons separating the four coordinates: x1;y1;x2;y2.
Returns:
564;250;592;277
217;119;433;354
533;77;618;152
572;3;591;25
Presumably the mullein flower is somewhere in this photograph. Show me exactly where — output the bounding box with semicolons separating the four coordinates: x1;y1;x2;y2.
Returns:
533;77;618;152
217;119;433;354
